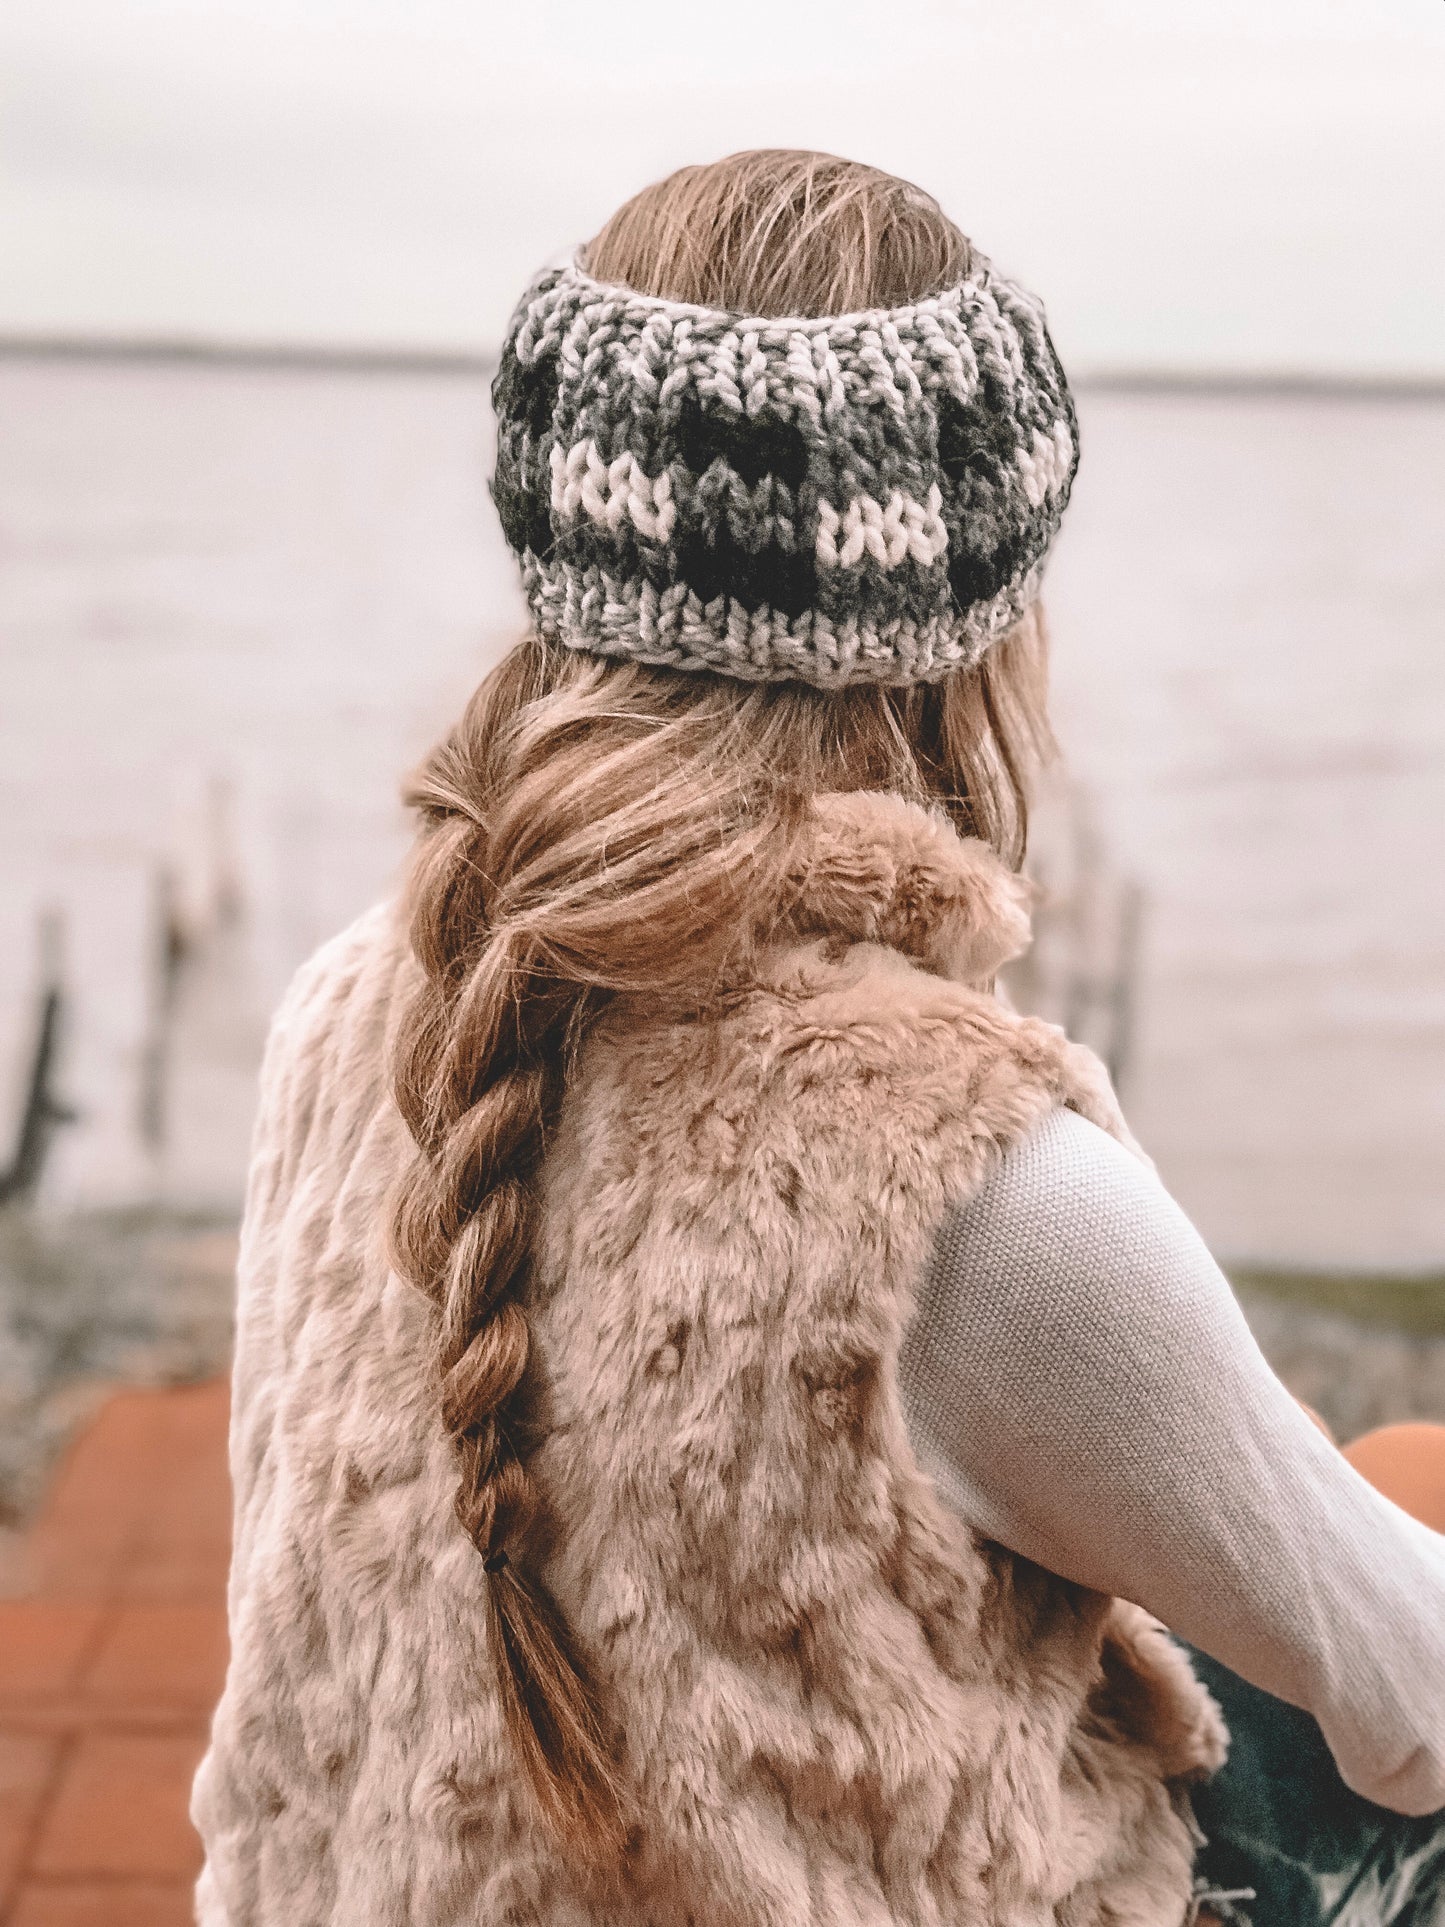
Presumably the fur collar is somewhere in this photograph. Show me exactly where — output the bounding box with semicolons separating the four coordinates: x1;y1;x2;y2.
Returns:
783;791;1033;988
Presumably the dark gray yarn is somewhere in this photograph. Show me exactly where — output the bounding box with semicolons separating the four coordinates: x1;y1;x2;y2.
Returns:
491;251;1078;687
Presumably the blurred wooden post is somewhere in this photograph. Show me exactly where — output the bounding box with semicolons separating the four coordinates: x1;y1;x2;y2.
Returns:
0;911;79;1204
1006;778;1145;1101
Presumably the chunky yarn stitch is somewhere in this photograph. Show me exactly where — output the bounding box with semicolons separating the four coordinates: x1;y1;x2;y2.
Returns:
492;252;1078;687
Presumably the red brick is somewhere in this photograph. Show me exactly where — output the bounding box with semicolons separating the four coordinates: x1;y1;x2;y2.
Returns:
112;1385;232;1606
24;1399;172;1599
0;1731;64;1906
10;1883;196;1927
25;1384;231;1603
31;1733;206;1881
119;1532;231;1608
0;1605;108;1705
79;1607;228;1715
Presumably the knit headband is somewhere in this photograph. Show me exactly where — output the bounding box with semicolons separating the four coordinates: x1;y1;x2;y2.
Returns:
491;249;1078;688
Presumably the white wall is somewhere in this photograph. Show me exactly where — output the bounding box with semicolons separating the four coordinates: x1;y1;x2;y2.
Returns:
3;1;1444;375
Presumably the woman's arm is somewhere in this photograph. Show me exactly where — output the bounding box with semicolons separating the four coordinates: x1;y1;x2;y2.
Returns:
900;1106;1445;1816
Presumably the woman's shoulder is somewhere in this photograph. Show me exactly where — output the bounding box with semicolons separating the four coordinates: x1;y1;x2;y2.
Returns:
264;899;409;1076
245;899;412;1218
571;948;1131;1254
761;944;1133;1157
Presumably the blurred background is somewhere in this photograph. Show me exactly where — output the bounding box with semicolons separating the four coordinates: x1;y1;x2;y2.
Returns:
0;4;1443;1906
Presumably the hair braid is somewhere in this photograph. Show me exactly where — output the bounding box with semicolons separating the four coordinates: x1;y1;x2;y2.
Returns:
390;641;812;1854
392;676;627;1852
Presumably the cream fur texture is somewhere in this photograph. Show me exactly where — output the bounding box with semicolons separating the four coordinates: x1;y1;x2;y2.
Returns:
192;791;1224;1926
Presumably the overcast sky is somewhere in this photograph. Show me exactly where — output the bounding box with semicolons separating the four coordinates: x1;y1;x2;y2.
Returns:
3;1;1443;374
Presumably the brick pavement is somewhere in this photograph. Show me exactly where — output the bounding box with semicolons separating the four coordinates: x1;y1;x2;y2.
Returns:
0;1381;230;1927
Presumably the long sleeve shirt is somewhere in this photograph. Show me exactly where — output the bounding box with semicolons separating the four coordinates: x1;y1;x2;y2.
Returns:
898;1106;1445;1817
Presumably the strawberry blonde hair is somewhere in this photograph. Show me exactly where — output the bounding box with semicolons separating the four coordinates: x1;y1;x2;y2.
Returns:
389;150;1055;1858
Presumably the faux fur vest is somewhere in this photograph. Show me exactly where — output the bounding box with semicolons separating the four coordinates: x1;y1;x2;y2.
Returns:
193;791;1225;1927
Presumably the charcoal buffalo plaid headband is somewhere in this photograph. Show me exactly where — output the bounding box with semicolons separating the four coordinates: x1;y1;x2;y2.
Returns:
491;248;1077;688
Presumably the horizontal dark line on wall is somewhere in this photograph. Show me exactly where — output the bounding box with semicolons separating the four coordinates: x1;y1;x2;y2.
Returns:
3;336;1444;400
1077;368;1445;401
0;335;496;376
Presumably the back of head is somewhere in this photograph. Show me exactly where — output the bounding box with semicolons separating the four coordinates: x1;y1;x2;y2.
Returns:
390;150;1062;1861
586;148;972;315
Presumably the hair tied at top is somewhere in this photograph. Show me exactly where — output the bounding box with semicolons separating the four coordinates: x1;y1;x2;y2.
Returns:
483;1549;510;1575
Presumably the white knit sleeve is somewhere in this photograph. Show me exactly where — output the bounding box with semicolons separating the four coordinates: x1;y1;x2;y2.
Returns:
898;1106;1445;1817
